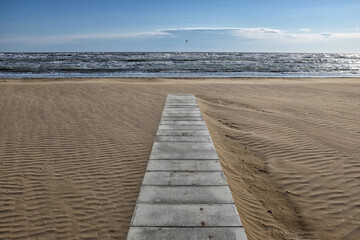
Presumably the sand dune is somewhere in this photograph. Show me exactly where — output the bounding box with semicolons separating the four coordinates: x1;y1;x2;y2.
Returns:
0;78;359;239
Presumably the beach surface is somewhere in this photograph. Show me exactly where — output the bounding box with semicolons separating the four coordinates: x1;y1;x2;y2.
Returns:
0;78;359;240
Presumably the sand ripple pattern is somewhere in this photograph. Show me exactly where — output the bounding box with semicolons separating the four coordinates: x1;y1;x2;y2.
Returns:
197;81;360;240
0;82;164;239
1;78;359;240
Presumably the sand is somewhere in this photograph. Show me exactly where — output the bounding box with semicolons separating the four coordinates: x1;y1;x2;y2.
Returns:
0;78;359;240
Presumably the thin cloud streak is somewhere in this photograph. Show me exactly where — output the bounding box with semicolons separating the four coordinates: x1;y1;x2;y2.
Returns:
159;27;360;42
0;31;169;44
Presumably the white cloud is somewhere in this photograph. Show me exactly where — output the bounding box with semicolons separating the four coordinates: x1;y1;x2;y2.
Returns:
159;27;284;38
299;28;310;32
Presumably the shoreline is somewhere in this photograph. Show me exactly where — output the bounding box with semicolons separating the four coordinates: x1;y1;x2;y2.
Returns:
0;77;359;239
1;77;359;84
1;76;360;80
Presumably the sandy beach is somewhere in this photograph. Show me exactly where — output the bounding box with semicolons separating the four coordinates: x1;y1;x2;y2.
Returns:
0;77;359;240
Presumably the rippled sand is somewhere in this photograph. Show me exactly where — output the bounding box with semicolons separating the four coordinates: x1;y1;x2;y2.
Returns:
0;78;359;239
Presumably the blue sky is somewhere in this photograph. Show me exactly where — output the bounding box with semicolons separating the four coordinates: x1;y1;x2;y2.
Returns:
0;0;359;52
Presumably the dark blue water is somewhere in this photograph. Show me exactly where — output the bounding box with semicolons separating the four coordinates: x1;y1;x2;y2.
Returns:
0;52;359;78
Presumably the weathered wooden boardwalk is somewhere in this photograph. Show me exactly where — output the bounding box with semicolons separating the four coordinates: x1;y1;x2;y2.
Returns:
127;94;247;240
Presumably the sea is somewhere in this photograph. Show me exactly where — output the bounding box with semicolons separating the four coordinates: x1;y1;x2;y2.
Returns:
0;52;359;78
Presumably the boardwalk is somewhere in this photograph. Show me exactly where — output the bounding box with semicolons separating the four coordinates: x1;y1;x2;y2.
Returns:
127;94;247;240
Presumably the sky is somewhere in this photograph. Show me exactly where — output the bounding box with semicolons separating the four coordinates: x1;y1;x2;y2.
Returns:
0;0;359;52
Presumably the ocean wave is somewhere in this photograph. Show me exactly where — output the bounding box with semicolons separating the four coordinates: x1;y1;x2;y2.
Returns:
0;52;359;78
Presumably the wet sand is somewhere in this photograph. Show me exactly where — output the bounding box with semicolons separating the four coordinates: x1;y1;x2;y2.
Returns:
0;78;359;239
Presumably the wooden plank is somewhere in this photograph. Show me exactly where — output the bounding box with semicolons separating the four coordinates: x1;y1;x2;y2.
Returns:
127;227;247;240
131;204;242;227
